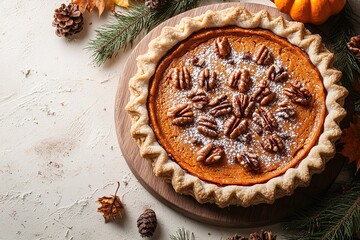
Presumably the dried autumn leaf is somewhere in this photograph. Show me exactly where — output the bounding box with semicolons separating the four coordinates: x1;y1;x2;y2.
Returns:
340;115;360;172
97;182;124;223
114;0;129;8
71;0;129;16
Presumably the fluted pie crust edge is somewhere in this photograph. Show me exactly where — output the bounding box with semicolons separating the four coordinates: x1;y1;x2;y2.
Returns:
125;7;348;207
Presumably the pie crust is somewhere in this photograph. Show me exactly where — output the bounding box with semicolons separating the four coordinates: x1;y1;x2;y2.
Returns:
125;7;348;207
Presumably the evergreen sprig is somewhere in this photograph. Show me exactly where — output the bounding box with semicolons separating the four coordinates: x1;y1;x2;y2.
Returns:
282;176;360;240
328;3;360;87
170;228;195;240
309;2;360;112
88;0;199;65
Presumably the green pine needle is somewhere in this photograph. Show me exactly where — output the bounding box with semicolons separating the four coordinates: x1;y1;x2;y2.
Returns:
328;3;360;87
170;228;195;240
311;2;360;113
88;0;199;65
282;179;360;240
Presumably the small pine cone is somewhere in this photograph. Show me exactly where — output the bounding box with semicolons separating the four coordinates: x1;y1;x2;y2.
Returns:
249;229;277;240
347;35;360;59
52;3;84;37
227;233;249;240
145;0;163;10
137;209;157;238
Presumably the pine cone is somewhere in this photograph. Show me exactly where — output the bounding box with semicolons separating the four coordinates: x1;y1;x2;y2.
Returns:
145;0;163;10
227;233;249;240
347;35;360;59
249;229;277;240
137;209;157;238
52;3;84;37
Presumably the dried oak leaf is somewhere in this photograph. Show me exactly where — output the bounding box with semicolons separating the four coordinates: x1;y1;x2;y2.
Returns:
71;0;129;16
340;115;360;172
97;182;124;223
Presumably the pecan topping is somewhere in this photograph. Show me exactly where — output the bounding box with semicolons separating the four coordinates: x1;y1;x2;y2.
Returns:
197;143;224;165
198;68;216;91
167;103;194;126
253;80;276;106
208;94;232;117
191;56;205;68
262;133;284;152
284;80;312;105
187;89;208;109
276;101;296;119
267;65;289;82
227;70;241;88
237;150;261;172
253;45;274;65
232;93;255;118
168;67;191;90
227;69;251;93
223;115;248;139
252;107;278;132
214;37;231;58
197;116;218;138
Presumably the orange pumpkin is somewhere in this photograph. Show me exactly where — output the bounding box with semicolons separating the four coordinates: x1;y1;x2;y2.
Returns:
272;0;346;25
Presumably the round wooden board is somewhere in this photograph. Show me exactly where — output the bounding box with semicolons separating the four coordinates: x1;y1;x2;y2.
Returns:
115;2;344;227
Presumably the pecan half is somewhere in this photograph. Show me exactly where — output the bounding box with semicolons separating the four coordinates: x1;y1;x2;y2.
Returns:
267;65;289;82
223;115;248;139
197;143;224;165
252;107;278;132
284;80;312;105
191;56;205;68
253;80;276;106
167;67;191;90
167;103;194;126
197;116;218;138
237;150;261;172
262;133;284;152
214;37;231;58
276;101;296;119
187;89;209;109
232;93;255;118
253;45;274;65
198;68;216;91
208;94;232;117
227;69;251;93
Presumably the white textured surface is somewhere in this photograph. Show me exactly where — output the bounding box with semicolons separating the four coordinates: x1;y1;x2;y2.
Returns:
0;0;358;239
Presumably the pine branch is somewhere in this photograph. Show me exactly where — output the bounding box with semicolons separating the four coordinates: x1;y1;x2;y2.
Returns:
282;178;360;240
88;0;199;65
313;3;360;113
170;228;195;240
328;3;360;86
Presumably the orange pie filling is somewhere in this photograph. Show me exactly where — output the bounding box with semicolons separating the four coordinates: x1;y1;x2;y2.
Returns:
148;27;326;186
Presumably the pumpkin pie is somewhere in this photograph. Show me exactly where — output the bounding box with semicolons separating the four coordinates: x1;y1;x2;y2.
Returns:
126;7;347;207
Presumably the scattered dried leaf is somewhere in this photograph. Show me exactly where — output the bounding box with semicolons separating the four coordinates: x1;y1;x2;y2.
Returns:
97;182;124;223
114;0;129;8
71;0;129;16
340;114;360;172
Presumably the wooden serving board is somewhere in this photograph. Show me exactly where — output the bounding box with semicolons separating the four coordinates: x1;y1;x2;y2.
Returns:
115;2;344;227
